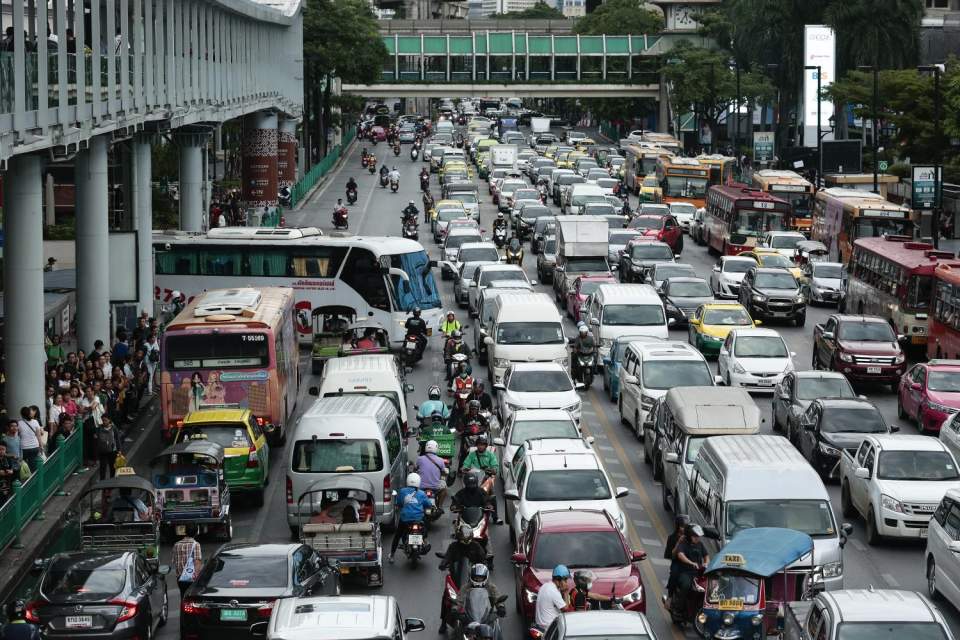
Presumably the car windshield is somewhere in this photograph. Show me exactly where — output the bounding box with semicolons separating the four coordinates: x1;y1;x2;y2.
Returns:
928;371;960;392
438;209;466;221
479;270;525;286
836;623;949;640
735;211;786;235
525;470;612;503
668;281;712;297
796;377;855;400
723;260;754;274
631;244;673;260
686;437;707;464
454;194;478;205
837;322;895;342
176;424;251;448
734;336;788;358
531;531;626;570
671;203;697;216
770;235;803;249
497;322;565;346
446;235;481;249
755;272;798;289
584;205;616;216
508;370;572;393
459;248;500;263
642;177;658;187
42;557;126;601
727;499;836;537
705;575;761;605
610;232;638;246
813;264;844;279
631;217;662;230
642;361;713;390
578;281;608;296
655;265;696;282
821;407;886;433
203;554;289;589
521;207;551;219
664;176;707;198
757;254;792;269
291;439;384;472
703;308;752;326
514;190;539;201
603;304;666;327
511;420;580;445
877;451;960;481
544;239;557;253
566;257;610;273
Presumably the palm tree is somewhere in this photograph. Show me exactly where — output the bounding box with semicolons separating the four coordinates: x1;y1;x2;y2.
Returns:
825;0;922;72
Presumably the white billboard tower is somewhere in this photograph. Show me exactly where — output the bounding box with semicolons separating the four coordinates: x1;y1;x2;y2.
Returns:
803;25;836;148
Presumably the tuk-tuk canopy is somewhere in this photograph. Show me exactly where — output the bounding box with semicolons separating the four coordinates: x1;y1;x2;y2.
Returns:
795;240;828;255
301;474;377;499
312;305;356;319
706;527;813;577
88;475;156;495
151;440;225;465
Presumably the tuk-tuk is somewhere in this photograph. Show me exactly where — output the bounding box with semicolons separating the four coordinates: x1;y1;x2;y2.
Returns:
793;240;829;268
151;440;232;542
78;469;160;562
297;475;383;587
339;320;391;357
697;527;818;640
311;305;357;374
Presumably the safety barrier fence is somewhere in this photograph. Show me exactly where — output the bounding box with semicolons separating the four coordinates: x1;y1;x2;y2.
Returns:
289;127;357;208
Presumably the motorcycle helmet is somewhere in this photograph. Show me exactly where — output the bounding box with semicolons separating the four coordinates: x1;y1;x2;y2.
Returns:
468;400;481;412
426;440;439;454
428;385;442;400
406;472;421;488
674;514;690;529
470;563;490;587
552;564;571;580
573;569;595;591
413;307;422;317
476;433;489;446
578;325;589;336
409;200;416;206
452;330;463;340
5;599;26;620
463;472;480;490
497;212;504;219
458;523;474;541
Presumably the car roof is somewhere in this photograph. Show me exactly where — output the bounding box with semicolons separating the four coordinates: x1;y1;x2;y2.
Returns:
820;590;940;623
537;509;617;533
218;542;300;557
633;341;702;359
183;408;252;424
459;242;497;251
703;302;749;310
753;266;795;275
510;361;567;374
527;450;601;472
559;610;654;635
722;255;757;263
832;314;889;324
513;409;577;422
729;327;782;339
816;397;877;410
793;370;849;380
867;434;945;452
664;276;707;285
923;359;960;371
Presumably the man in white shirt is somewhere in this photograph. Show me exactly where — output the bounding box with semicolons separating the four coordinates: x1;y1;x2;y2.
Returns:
534;564;571;631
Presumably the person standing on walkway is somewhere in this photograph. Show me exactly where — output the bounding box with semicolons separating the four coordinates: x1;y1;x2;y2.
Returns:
95;416;120;480
173;526;203;598
46;334;66;367
80;386;104;466
143;333;160;395
3;420;22;470
17;406;43;472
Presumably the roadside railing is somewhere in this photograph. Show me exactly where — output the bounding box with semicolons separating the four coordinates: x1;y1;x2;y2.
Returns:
289;127;357;208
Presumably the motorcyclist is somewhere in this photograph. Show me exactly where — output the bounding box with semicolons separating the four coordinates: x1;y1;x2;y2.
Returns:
418;385;451;423
451;468;487;511
673;525;709;614
534;565;572;632
388;166;401;185
402;200;420;223
506;234;522;260
461;434;501;525
663;514;689;609
419;167;430;188
438;525;490;633
492;212;508;234
440;311;462;337
571;324;597;381
404;307;428;355
444;329;471;363
471;380;493;413
380;163;389;178
416;440;448;512
462;565;505;633
346;177;358;193
568;569;616;611
334;198;347;216
0;600;41;640
389;472;434;563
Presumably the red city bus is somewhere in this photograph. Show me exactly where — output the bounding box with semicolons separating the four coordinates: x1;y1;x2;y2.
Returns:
929;264;960;360
704;184;792;256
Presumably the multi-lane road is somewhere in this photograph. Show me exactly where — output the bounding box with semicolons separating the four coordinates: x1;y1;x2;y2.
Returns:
144;132;960;639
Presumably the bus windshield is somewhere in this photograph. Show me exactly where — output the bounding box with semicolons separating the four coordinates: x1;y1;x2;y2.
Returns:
165;332;269;369
664;176;707;198
853;217;912;239
773;192;813;218
733;210;785;236
390;251;440;311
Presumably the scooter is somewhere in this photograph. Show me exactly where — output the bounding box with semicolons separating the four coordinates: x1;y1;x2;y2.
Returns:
380;173;389;187
411;147;419;161
368;162;377;175
403;222;419;241
420;176;430;192
573;350;597;389
361;154;369;168
346;188;358;205
393;144;401;157
450;585;507;640
402;520;429;563
421;487;443;523
403;332;426;364
492;226;507;249
332;206;349;230
452;504;493;550
391;178;400;193
670;568;706;628
504;242;523;265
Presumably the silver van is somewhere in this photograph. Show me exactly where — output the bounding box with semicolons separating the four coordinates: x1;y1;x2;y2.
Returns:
260;595;425;640
686;435;852;589
286;396;405;533
659;386;761;514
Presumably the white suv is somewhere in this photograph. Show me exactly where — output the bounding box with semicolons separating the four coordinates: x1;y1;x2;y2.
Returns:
503;438;629;543
718;327;795;392
494;409;590;480
925;488;960;609
496;362;582;426
618;341;715;439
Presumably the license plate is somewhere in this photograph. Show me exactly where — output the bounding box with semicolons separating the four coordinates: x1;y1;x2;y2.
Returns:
406;341;417;349
340;565;351;574
65;616;93;629
867;366;882;374
920;528;928;538
408;533;424;545
718;599;744;611
912;335;927;345
220;609;248;622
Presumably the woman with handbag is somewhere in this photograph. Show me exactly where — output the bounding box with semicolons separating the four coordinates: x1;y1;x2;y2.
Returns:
16;406;43;472
173;526;203;597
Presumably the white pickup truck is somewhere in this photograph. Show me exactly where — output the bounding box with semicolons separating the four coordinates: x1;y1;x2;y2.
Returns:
838;434;960;545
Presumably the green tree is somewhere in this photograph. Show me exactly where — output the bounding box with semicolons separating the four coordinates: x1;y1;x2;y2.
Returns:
662;43;774;151
824;0;921;73
495;1;565;19
573;0;662;35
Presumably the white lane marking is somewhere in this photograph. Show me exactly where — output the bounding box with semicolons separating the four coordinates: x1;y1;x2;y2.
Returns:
641;537;663;547
882;573;901;587
849;538;867;552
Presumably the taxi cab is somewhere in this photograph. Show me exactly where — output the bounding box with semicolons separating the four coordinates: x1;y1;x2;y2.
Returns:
687;302;760;357
558;151;588;170
638;175;662;203
574;137;597;150
432;199;470;241
741;248;803;279
440;159;473;180
174;408;270;504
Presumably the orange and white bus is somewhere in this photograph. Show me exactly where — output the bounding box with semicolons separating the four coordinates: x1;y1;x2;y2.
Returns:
160;287;300;444
622;143;672;195
811;188;913;264
696;154;737;187
656;157;710;210
751;170;815;234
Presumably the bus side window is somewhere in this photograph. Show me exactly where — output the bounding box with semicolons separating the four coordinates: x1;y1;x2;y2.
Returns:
341;248;390;311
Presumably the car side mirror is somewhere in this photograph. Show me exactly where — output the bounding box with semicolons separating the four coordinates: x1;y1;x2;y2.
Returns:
854;467;870;479
574;382;586;391
890;424;900;433
404;384;415;394
702;526;721;540
493;437;505;447
623;374;637;385
616;486;629;498
689;319;701;327
912;382;922;391
948;541;960;554
821;331;834;340
511;552;528;564
484;336;494;346
630;550;647;562
790;352;797;357
308;386;319;396
897;334;908;343
493;383;505;391
664;452;679;464
589;318;600;326
713;265;721;272
504;489;520;501
405;618;427;633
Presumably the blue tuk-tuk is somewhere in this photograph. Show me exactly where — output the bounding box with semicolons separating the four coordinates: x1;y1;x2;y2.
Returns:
696;527;816;640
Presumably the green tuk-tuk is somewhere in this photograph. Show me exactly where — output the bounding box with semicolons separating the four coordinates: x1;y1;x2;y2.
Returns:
78;470;161;562
311;305;356;374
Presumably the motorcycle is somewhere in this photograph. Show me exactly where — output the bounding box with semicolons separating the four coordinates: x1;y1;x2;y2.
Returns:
573;350;597;389
403;222;419;241
346;188;358;205
452;504;493;550
361;154;369;168
393;144;401;157
670;568;706;627
380;173;389;188
391;178;400;193
420;175;430;192
451;584;507;640
369;162;377;175
504;242;523;265
332;206;349;230
421;487;443;523
492;226;507;249
411;147;419;161
447;351;472;389
278;185;291;207
403;332;426;364
402;520;429;563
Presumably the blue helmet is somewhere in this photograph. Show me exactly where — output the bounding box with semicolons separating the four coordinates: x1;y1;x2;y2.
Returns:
552;564;570;579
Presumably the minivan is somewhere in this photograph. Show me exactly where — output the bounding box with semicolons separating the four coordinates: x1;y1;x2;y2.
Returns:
686;435;852;589
316;354;413;435
659;386;761;514
485;292;567;386
260;595;425;640
565;183;608;215
585;283;669;363
474;281;535;363
286;396;405;533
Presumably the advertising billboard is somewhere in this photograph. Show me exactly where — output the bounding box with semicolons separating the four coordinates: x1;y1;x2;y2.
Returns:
803;25;835;148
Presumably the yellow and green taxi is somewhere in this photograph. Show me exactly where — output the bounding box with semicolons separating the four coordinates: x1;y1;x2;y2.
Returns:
477;152;492;178
574;137;597;150
741;249;803;280
431;199;468;236
440;159;473;181
174;408;271;504
638;175;662;202
475;138;498;163
688;303;760;357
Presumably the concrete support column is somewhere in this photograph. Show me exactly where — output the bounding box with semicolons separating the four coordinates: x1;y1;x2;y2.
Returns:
178;132;205;232
658;71;670;134
241;111;279;212
3;154;46;417
44;173;56;226
133;134;154;315
75;135;111;353
277;118;298;192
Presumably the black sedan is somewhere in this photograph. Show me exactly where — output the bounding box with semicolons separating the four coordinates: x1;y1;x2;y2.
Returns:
795;398;895;479
659;277;713;327
28;551;168;638
180;543;340;640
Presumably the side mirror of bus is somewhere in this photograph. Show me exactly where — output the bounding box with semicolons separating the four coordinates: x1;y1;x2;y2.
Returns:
308;387;319;396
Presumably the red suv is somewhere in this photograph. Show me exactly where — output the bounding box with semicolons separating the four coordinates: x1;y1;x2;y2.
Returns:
813;314;907;389
898;360;960;433
511;509;647;623
627;214;683;254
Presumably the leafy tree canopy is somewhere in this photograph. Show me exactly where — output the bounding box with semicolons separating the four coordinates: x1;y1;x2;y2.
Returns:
573;0;662;35
495;1;565;19
303;0;387;84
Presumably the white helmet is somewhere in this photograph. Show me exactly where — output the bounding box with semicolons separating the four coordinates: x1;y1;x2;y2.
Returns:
425;440;439;454
406;472;421;488
578;325;589;336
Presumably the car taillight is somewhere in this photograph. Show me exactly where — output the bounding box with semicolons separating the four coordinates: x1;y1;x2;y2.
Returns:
383;474;391;504
286;476;293;505
181;600;210;617
24;601;40;623
256;417;265;426
247;448;259;469
111;599;138;623
257;600;277;618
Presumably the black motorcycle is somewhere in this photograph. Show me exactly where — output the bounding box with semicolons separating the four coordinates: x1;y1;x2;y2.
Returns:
403;222;419;241
402;520;429;563
346;188;358;205
380;173;389;187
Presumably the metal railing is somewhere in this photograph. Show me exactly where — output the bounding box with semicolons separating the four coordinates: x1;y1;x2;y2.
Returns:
0;431;84;553
289;127;357;208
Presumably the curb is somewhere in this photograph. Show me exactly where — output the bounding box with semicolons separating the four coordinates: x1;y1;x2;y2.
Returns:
294;138;359;212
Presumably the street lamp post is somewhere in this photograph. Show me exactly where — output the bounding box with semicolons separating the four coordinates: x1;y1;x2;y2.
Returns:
733;61;740;161
919;64;944;247
765;63;781;161
857;65;880;194
804;65;823;187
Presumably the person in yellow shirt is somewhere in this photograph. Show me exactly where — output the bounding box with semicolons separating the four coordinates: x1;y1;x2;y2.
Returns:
440;311;461;337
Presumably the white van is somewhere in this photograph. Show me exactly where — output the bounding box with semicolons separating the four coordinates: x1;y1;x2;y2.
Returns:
585;283;669;362
286;396;406;532
316;354;414;435
473;281;535;363
263;595;425;640
484;292;567;386
565;183;608;215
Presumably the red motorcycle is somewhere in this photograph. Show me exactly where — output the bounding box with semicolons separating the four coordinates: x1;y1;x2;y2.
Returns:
452;375;474;412
670;567;707;627
451;503;492;549
332;206;349;230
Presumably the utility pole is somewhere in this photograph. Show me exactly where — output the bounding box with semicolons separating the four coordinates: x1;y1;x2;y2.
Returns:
857;65;880;194
805;65;823;188
919;64;944;247
733;61;740;159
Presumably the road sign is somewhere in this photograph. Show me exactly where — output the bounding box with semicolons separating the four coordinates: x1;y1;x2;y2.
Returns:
912;165;941;210
878;160;888;172
753;132;775;164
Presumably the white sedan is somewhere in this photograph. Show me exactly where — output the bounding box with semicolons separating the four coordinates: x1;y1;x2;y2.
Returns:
494;362;583;426
710;255;756;299
718;327;795;392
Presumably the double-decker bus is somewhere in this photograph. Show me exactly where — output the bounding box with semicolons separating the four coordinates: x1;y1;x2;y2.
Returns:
930;264;960;359
751;169;815;234
845;236;960;352
704;184;791;255
153;227;442;346
696;154;737;186
656;157;710;210
812;188;913;264
160;287;300;443
622;143;672;195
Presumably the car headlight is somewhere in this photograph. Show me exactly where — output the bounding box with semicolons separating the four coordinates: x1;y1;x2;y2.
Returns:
732;362;747;374
621;584;643;604
818;442;840;457
705;334;724;342
523;587;537;603
564;401;581;414
752;293;766;302
641;394;656;410
723;613;736;626
927;400;958;414
795;294;806;303
881;494;904;513
822;561;843;579
838;352;854;363
554;356;570;368
894;353;906;364
494;358;511;369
